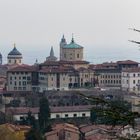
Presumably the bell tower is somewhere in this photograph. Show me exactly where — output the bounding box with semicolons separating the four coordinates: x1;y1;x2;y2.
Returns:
60;35;67;60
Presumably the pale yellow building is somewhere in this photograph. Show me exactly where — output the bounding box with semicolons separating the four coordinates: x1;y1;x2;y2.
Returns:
60;36;83;61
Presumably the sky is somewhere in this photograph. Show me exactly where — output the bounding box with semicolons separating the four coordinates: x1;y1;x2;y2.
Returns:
0;0;140;64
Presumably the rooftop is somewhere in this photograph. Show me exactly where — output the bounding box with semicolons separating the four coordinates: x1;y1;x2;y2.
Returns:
8;46;22;56
6;105;93;115
63;37;83;49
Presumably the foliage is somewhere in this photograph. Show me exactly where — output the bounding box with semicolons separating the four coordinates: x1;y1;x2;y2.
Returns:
25;128;43;140
26;111;36;128
38;97;50;132
78;92;140;127
20;111;36;129
0;124;25;140
10;99;21;107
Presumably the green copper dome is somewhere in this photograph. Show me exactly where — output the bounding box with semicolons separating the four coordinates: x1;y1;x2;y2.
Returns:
63;37;83;49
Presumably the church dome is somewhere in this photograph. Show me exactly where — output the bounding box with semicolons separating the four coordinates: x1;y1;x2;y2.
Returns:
63;37;83;49
8;47;22;56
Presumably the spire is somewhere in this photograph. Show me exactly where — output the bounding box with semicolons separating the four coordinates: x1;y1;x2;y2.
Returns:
61;34;66;43
71;33;74;43
50;46;54;57
13;43;16;48
35;59;38;63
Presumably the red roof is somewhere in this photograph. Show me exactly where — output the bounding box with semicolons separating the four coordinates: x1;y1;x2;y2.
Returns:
39;66;75;73
117;60;139;64
6;105;93;115
122;68;140;72
7;64;37;72
59;60;89;65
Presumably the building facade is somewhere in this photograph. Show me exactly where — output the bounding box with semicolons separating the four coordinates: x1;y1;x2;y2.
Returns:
7;65;38;91
92;60;139;89
122;68;140;94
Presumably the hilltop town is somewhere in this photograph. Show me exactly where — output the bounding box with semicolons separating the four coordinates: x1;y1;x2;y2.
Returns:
0;36;140;139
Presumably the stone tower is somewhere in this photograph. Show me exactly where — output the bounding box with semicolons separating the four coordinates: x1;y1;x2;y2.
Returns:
60;35;67;60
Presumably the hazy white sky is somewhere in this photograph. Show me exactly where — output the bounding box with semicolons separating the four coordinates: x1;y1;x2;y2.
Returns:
0;0;140;64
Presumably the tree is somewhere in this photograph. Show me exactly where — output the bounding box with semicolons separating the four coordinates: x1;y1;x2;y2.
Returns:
78;92;139;127
129;28;140;45
25;128;43;140
38;97;50;131
20;111;36;129
26;111;36;129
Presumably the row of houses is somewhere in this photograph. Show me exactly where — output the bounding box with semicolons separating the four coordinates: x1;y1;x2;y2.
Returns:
4;59;140;94
0;36;140;94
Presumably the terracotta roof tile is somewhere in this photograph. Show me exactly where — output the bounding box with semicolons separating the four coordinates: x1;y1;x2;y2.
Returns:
6;105;93;115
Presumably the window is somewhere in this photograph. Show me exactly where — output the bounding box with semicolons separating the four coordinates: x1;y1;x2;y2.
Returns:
127;80;128;84
27;76;31;80
9;60;11;63
14;81;17;86
133;73;136;77
10;77;12;80
23;77;26;80
56;114;60;118
73;114;77;117
133;80;135;84
82;113;86;117
14;60;16;63
20;116;24;120
77;54;79;58
19;81;21;85
23;81;26;85
65;114;68;118
15;77;17;80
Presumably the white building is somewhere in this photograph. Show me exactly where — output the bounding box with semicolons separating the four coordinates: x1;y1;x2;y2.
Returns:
122;68;140;94
5;105;92;121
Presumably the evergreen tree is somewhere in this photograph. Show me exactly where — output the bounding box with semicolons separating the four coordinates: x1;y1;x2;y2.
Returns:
27;111;36;129
25;128;43;140
38;97;50;131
